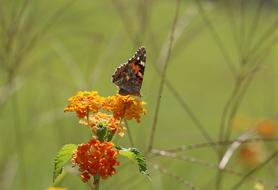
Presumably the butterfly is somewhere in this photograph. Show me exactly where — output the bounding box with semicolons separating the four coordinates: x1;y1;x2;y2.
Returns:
112;47;146;97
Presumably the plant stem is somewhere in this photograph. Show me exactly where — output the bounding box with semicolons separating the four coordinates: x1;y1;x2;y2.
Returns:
147;0;181;153
93;173;100;190
124;119;134;147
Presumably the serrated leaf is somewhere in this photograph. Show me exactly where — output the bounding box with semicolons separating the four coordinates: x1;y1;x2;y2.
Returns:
117;147;149;176
53;144;77;182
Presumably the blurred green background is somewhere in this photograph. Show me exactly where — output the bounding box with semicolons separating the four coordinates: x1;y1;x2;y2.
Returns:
0;0;277;189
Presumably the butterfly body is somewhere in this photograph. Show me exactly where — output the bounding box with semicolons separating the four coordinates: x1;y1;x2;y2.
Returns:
112;47;146;96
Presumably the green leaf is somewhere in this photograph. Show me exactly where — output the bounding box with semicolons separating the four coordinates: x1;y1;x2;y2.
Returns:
53;144;77;182
117;147;149;176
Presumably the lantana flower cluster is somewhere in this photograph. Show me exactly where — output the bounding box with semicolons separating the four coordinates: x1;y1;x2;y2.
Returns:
71;138;119;182
64;91;146;183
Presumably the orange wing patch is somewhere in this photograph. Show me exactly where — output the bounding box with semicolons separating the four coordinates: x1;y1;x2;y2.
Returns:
131;63;140;74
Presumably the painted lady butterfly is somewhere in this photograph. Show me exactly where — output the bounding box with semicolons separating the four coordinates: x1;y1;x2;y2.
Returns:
112;47;146;96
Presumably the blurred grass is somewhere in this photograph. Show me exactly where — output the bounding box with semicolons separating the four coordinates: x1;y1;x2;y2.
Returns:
0;0;277;189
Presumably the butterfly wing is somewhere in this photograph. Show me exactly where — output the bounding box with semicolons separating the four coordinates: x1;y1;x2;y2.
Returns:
112;47;146;96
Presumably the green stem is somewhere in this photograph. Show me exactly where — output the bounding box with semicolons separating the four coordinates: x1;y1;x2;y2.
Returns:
52;171;67;186
87;109;96;137
93;173;100;190
124;119;134;147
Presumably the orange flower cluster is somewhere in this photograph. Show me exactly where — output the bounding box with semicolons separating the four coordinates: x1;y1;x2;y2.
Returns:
104;94;146;123
72;138;119;182
65;92;146;123
64;91;104;118
80;112;125;137
64;90;146;184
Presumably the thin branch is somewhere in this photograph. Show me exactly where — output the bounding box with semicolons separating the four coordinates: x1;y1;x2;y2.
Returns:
245;0;265;52
51;42;85;89
224;37;277;141
218;78;242;143
16;0;77;68
162;137;278;153
151;149;244;177
216;37;276;190
224;1;240;56
147;0;181;152
219;131;255;170
11;92;27;188
148;4;217;153
0;76;25;110
88;32;122;85
135;0;152;45
231;150;278;190
194;0;237;78
222;77;253;141
150;149;276;188
151;163;200;190
216;35;277;190
238;0;246;57
111;0;139;47
124;119;134;147
164;78;218;153
245;37;278;73
245;18;278;62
